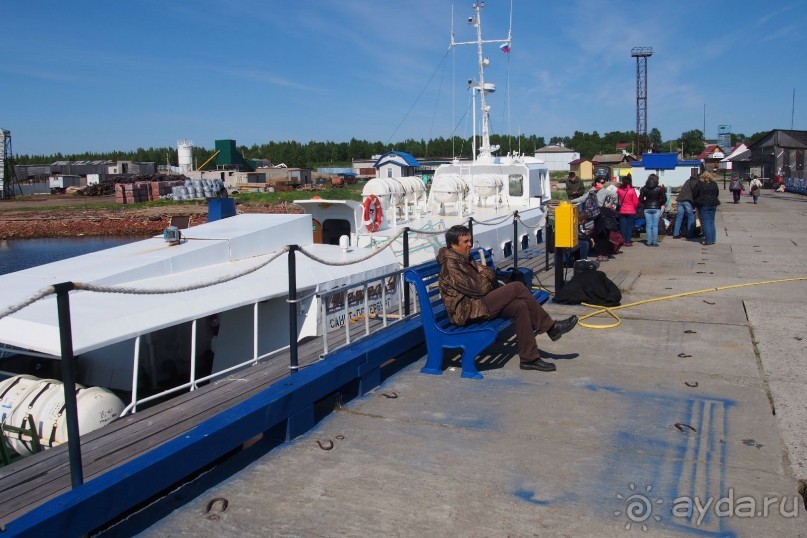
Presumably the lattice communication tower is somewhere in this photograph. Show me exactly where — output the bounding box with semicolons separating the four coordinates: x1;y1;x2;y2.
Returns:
1;128;21;199
631;47;653;156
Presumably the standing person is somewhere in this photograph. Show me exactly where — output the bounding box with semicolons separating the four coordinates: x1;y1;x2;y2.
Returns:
749;175;763;204
565;171;583;200
638;174;667;247
673;172;699;239
617;174;639;247
437;225;578;372
692;171;720;245
572;177;618;260
728;176;744;203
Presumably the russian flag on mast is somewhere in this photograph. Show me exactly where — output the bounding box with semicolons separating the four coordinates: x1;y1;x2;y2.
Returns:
500;42;511;54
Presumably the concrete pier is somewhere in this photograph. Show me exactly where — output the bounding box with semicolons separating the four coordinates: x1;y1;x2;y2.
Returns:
138;189;806;537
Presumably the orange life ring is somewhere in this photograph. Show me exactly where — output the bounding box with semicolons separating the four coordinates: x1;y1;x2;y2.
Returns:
362;194;383;232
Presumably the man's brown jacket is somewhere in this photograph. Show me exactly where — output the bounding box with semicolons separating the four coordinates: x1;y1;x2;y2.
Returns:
436;247;496;326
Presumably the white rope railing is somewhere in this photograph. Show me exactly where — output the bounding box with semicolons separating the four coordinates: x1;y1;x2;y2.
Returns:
0;247;290;320
297;228;406;265
515;214;545;229
0;287;57;320
471;213;516;226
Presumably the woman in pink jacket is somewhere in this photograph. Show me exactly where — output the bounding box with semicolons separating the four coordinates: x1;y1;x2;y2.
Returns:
616;174;639;246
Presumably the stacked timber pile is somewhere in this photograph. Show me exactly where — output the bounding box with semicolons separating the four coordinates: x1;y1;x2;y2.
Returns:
114;180;185;204
77;182;116;196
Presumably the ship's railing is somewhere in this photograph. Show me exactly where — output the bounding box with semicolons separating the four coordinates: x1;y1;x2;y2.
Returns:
318;268;412;356
0;209;549;490
123;268;417;415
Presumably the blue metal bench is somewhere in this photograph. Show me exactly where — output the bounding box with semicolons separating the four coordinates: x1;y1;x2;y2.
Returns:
404;249;550;380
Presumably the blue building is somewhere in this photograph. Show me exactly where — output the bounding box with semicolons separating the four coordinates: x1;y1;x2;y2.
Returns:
630;153;702;188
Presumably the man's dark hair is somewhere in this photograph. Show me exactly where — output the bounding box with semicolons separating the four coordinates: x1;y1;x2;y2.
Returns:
445;224;471;247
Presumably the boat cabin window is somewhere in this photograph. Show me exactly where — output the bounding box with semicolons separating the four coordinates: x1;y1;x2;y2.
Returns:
322;219;351;245
387;168;393;178
508;174;523;197
503;241;513;258
521;235;529;250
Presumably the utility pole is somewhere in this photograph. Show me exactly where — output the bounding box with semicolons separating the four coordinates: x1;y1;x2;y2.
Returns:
631;47;653;156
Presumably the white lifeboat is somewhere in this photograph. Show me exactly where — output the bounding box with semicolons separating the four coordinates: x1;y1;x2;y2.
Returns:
0;374;125;456
472;173;503;198
396;176;427;216
430;174;468;204
362;178;405;209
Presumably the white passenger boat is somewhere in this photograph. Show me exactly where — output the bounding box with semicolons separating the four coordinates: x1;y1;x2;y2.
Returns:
296;1;550;266
0;213;399;457
0;1;547;462
0;3;556;534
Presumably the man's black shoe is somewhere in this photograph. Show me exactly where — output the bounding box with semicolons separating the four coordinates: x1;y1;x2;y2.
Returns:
520;358;556;372
548;315;578;342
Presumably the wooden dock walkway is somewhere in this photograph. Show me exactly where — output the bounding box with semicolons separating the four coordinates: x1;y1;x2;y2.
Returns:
0;314;405;530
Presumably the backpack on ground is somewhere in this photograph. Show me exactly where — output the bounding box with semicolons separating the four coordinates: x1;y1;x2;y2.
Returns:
583;191;600;220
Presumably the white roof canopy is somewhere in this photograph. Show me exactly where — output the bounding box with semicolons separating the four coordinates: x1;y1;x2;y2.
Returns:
0;214;398;356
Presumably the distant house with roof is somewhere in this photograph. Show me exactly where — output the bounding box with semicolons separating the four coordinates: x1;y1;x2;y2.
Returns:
374;151;421;178
352;158;378;178
719;143;749;178
569;158;594;180
591;153;637;182
696;144;726;172
615;142;631;153
534;144;579;172
747;129;807;182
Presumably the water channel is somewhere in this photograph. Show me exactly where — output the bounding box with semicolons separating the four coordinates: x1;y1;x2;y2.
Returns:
0;236;146;276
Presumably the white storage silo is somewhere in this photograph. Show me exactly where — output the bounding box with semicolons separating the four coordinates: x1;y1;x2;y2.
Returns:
178;140;194;173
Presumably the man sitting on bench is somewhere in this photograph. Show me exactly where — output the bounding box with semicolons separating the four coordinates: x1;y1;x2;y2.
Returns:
436;225;578;372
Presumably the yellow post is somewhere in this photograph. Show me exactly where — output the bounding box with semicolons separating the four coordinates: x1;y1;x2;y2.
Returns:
554;201;579;248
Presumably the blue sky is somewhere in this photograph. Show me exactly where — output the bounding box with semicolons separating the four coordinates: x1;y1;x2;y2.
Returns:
4;0;806;156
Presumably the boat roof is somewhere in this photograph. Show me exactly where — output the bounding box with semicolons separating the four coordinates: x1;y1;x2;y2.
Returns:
294;199;360;208
0;214;399;357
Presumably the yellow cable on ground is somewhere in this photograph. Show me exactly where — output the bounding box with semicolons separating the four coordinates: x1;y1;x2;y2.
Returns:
534;276;807;330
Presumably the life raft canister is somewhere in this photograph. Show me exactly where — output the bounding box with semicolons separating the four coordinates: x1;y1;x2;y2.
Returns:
362;194;383;232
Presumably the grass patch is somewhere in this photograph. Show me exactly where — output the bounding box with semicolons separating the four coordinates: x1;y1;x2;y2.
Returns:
232;183;365;205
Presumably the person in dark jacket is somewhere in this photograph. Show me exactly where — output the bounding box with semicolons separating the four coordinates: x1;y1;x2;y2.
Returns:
692;171;720;245
728;176;743;203
673;172;698;239
565;171;583;199
638;174;667;247
437;225;577;372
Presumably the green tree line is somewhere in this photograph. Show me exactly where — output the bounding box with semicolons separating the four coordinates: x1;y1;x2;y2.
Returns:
13;129;770;169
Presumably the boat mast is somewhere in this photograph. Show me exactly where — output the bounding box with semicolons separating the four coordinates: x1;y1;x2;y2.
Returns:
452;1;511;163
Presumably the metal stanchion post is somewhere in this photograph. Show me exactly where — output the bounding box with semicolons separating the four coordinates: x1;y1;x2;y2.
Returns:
403;228;410;316
54;282;83;488
512;211;519;269
287;245;298;373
